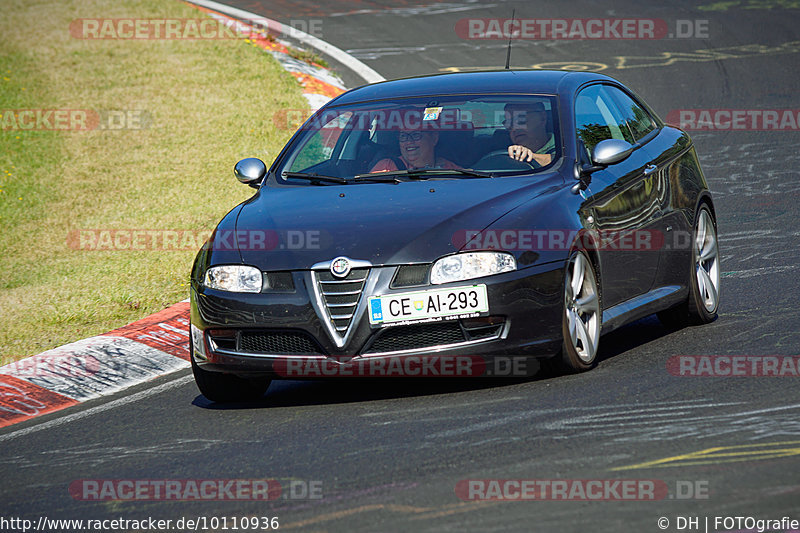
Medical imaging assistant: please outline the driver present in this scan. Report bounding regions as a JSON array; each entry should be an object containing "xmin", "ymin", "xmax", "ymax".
[
  {"xmin": 503, "ymin": 102, "xmax": 554, "ymax": 166},
  {"xmin": 369, "ymin": 109, "xmax": 461, "ymax": 172}
]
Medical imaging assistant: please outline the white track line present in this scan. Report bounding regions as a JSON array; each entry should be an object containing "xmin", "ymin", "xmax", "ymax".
[
  {"xmin": 184, "ymin": 0, "xmax": 386, "ymax": 84},
  {"xmin": 0, "ymin": 374, "xmax": 193, "ymax": 443}
]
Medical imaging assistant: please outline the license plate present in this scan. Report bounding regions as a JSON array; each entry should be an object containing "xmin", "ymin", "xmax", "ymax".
[{"xmin": 368, "ymin": 285, "xmax": 489, "ymax": 326}]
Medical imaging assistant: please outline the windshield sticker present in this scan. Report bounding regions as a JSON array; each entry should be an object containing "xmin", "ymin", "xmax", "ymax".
[{"xmin": 423, "ymin": 107, "xmax": 443, "ymax": 121}]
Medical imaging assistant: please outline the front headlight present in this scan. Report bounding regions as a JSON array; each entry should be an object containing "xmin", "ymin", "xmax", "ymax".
[
  {"xmin": 203, "ymin": 265, "xmax": 263, "ymax": 293},
  {"xmin": 430, "ymin": 252, "xmax": 516, "ymax": 285}
]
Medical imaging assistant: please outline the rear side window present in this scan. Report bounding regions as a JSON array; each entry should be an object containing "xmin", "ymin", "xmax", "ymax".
[{"xmin": 606, "ymin": 86, "xmax": 656, "ymax": 141}]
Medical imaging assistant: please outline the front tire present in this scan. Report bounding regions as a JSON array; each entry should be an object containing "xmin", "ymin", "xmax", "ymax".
[
  {"xmin": 552, "ymin": 251, "xmax": 602, "ymax": 373},
  {"xmin": 191, "ymin": 348, "xmax": 271, "ymax": 403},
  {"xmin": 658, "ymin": 205, "xmax": 720, "ymax": 328}
]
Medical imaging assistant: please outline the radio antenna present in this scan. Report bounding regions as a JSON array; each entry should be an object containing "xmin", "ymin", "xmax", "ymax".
[{"xmin": 504, "ymin": 9, "xmax": 516, "ymax": 69}]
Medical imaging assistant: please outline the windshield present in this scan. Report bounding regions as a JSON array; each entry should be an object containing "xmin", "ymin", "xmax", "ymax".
[{"xmin": 276, "ymin": 94, "xmax": 560, "ymax": 183}]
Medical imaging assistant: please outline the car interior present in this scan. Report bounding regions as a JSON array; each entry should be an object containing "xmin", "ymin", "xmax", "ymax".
[{"xmin": 282, "ymin": 99, "xmax": 559, "ymax": 179}]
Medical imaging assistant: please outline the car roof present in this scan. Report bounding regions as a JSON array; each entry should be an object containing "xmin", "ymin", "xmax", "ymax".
[{"xmin": 329, "ymin": 69, "xmax": 619, "ymax": 106}]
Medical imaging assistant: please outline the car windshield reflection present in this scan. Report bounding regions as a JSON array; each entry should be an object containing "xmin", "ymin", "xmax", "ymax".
[{"xmin": 278, "ymin": 95, "xmax": 560, "ymax": 183}]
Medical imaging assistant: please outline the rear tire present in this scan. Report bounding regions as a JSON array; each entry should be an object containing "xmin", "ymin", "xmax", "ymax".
[
  {"xmin": 191, "ymin": 347, "xmax": 271, "ymax": 403},
  {"xmin": 550, "ymin": 251, "xmax": 601, "ymax": 373},
  {"xmin": 657, "ymin": 205, "xmax": 720, "ymax": 328}
]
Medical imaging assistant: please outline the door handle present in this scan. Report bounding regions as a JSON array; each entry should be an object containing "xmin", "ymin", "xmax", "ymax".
[{"xmin": 643, "ymin": 164, "xmax": 658, "ymax": 176}]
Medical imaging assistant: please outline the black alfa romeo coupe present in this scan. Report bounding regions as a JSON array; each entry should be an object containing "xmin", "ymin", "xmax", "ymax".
[{"xmin": 189, "ymin": 70, "xmax": 720, "ymax": 402}]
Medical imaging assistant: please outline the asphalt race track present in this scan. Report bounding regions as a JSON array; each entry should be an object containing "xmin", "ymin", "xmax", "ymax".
[{"xmin": 3, "ymin": 1, "xmax": 800, "ymax": 532}]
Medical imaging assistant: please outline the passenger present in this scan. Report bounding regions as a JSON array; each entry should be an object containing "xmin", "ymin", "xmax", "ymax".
[
  {"xmin": 503, "ymin": 102, "xmax": 554, "ymax": 166},
  {"xmin": 369, "ymin": 110, "xmax": 460, "ymax": 172}
]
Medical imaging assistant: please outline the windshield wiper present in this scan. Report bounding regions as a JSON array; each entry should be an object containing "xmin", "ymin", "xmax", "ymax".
[
  {"xmin": 284, "ymin": 168, "xmax": 494, "ymax": 185},
  {"xmin": 348, "ymin": 174, "xmax": 402, "ymax": 183},
  {"xmin": 353, "ymin": 168, "xmax": 494, "ymax": 181},
  {"xmin": 282, "ymin": 171, "xmax": 349, "ymax": 185},
  {"xmin": 283, "ymin": 171, "xmax": 403, "ymax": 185},
  {"xmin": 443, "ymin": 168, "xmax": 495, "ymax": 178}
]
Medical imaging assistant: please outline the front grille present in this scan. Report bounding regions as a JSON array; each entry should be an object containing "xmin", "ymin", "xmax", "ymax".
[
  {"xmin": 362, "ymin": 317, "xmax": 506, "ymax": 354},
  {"xmin": 315, "ymin": 268, "xmax": 369, "ymax": 336},
  {"xmin": 239, "ymin": 331, "xmax": 324, "ymax": 355},
  {"xmin": 364, "ymin": 322, "xmax": 466, "ymax": 354}
]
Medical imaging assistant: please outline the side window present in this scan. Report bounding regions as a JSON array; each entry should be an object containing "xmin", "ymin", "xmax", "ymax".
[
  {"xmin": 288, "ymin": 111, "xmax": 352, "ymax": 172},
  {"xmin": 606, "ymin": 87, "xmax": 656, "ymax": 141},
  {"xmin": 574, "ymin": 85, "xmax": 635, "ymax": 159}
]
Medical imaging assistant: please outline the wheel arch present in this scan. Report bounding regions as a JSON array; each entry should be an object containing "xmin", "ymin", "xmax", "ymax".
[{"xmin": 696, "ymin": 192, "xmax": 716, "ymax": 223}]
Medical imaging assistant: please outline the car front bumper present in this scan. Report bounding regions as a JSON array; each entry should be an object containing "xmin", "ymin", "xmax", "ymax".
[{"xmin": 190, "ymin": 260, "xmax": 566, "ymax": 377}]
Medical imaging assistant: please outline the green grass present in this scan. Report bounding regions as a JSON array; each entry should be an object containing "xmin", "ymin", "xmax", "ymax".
[
  {"xmin": 286, "ymin": 46, "xmax": 331, "ymax": 69},
  {"xmin": 0, "ymin": 0, "xmax": 309, "ymax": 363}
]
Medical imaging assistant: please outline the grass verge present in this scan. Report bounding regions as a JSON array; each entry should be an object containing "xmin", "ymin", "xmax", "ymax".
[{"xmin": 0, "ymin": 0, "xmax": 309, "ymax": 364}]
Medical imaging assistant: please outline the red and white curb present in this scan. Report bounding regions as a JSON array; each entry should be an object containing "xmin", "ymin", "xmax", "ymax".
[
  {"xmin": 0, "ymin": 2, "xmax": 384, "ymax": 431},
  {"xmin": 187, "ymin": 0, "xmax": 385, "ymax": 110},
  {"xmin": 0, "ymin": 302, "xmax": 191, "ymax": 428},
  {"xmin": 185, "ymin": 0, "xmax": 384, "ymax": 86}
]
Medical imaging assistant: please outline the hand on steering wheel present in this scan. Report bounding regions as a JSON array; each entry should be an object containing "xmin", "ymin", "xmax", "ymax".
[
  {"xmin": 508, "ymin": 145, "xmax": 550, "ymax": 166},
  {"xmin": 508, "ymin": 144, "xmax": 535, "ymax": 161}
]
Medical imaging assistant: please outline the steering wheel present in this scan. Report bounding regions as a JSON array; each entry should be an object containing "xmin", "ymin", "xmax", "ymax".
[{"xmin": 473, "ymin": 149, "xmax": 541, "ymax": 171}]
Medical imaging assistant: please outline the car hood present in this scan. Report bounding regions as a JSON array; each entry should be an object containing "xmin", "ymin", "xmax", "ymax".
[{"xmin": 233, "ymin": 175, "xmax": 561, "ymax": 271}]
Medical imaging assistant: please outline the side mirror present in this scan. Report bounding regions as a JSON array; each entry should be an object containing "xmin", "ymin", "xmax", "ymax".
[
  {"xmin": 234, "ymin": 158, "xmax": 266, "ymax": 187},
  {"xmin": 592, "ymin": 139, "xmax": 634, "ymax": 166}
]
